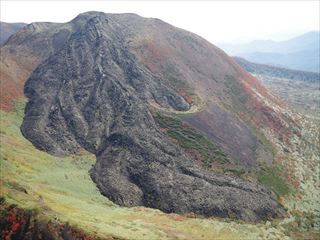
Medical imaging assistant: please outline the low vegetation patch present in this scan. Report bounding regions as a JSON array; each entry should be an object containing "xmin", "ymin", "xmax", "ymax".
[
  {"xmin": 282, "ymin": 211, "xmax": 320, "ymax": 240},
  {"xmin": 224, "ymin": 75, "xmax": 249, "ymax": 107},
  {"xmin": 0, "ymin": 197, "xmax": 111, "ymax": 240},
  {"xmin": 162, "ymin": 63, "xmax": 199, "ymax": 105},
  {"xmin": 154, "ymin": 113, "xmax": 230, "ymax": 167},
  {"xmin": 256, "ymin": 166, "xmax": 291, "ymax": 197}
]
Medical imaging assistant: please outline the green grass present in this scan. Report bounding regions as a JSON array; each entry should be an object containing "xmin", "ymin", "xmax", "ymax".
[
  {"xmin": 256, "ymin": 166, "xmax": 290, "ymax": 197},
  {"xmin": 224, "ymin": 75, "xmax": 248, "ymax": 106},
  {"xmin": 154, "ymin": 113, "xmax": 230, "ymax": 167},
  {"xmin": 0, "ymin": 99, "xmax": 276, "ymax": 240},
  {"xmin": 163, "ymin": 63, "xmax": 190, "ymax": 91},
  {"xmin": 162, "ymin": 63, "xmax": 200, "ymax": 105}
]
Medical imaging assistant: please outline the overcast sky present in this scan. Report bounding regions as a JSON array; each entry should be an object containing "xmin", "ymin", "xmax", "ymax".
[{"xmin": 1, "ymin": 1, "xmax": 319, "ymax": 44}]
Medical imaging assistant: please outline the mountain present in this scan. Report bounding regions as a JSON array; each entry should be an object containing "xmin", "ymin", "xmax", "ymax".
[
  {"xmin": 19, "ymin": 11, "xmax": 285, "ymax": 221},
  {"xmin": 219, "ymin": 32, "xmax": 320, "ymax": 72},
  {"xmin": 1, "ymin": 12, "xmax": 319, "ymax": 240},
  {"xmin": 0, "ymin": 22, "xmax": 27, "ymax": 44},
  {"xmin": 221, "ymin": 32, "xmax": 319, "ymax": 55}
]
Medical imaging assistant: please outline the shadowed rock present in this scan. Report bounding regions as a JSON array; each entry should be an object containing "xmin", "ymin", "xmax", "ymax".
[{"xmin": 21, "ymin": 12, "xmax": 285, "ymax": 221}]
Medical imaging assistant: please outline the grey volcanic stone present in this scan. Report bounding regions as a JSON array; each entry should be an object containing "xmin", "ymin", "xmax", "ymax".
[{"xmin": 21, "ymin": 12, "xmax": 285, "ymax": 221}]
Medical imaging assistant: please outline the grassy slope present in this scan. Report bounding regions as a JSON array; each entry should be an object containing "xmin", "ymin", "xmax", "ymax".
[
  {"xmin": 256, "ymin": 166, "xmax": 290, "ymax": 197},
  {"xmin": 154, "ymin": 112, "xmax": 292, "ymax": 196},
  {"xmin": 1, "ymin": 100, "xmax": 292, "ymax": 240},
  {"xmin": 154, "ymin": 113, "xmax": 230, "ymax": 167}
]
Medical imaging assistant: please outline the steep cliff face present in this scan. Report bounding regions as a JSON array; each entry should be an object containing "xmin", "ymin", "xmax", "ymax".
[{"xmin": 19, "ymin": 12, "xmax": 287, "ymax": 221}]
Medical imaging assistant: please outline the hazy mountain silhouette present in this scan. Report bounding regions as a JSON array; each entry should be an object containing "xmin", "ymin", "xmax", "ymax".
[{"xmin": 219, "ymin": 31, "xmax": 320, "ymax": 72}]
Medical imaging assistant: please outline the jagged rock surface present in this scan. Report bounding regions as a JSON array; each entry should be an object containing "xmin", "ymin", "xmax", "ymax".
[{"xmin": 21, "ymin": 12, "xmax": 285, "ymax": 221}]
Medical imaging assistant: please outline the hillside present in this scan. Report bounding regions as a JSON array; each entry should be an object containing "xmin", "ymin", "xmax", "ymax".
[
  {"xmin": 0, "ymin": 21, "xmax": 64, "ymax": 111},
  {"xmin": 234, "ymin": 57, "xmax": 320, "ymax": 117},
  {"xmin": 233, "ymin": 57, "xmax": 320, "ymax": 82},
  {"xmin": 2, "ymin": 100, "xmax": 309, "ymax": 240},
  {"xmin": 1, "ymin": 12, "xmax": 319, "ymax": 239},
  {"xmin": 255, "ymin": 74, "xmax": 320, "ymax": 119},
  {"xmin": 219, "ymin": 32, "xmax": 320, "ymax": 72},
  {"xmin": 0, "ymin": 22, "xmax": 27, "ymax": 44}
]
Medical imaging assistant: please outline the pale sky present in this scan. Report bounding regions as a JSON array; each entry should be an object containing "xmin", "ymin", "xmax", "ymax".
[{"xmin": 1, "ymin": 1, "xmax": 319, "ymax": 44}]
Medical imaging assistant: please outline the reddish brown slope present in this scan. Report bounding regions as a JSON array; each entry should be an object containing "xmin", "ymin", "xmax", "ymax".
[
  {"xmin": 123, "ymin": 17, "xmax": 298, "ymax": 166},
  {"xmin": 0, "ymin": 49, "xmax": 39, "ymax": 111},
  {"xmin": 0, "ymin": 22, "xmax": 74, "ymax": 111}
]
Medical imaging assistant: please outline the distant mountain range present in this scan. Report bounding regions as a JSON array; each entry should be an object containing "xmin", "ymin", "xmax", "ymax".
[
  {"xmin": 219, "ymin": 31, "xmax": 320, "ymax": 73},
  {"xmin": 0, "ymin": 22, "xmax": 27, "ymax": 44}
]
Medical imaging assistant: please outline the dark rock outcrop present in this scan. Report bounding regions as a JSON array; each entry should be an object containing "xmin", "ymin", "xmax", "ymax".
[{"xmin": 21, "ymin": 12, "xmax": 285, "ymax": 221}]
